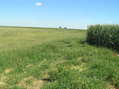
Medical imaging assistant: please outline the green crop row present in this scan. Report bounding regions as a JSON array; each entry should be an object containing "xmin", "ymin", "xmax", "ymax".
[{"xmin": 87, "ymin": 25, "xmax": 119, "ymax": 50}]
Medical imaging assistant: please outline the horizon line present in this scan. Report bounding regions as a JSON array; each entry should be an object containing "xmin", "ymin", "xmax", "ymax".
[{"xmin": 0, "ymin": 25, "xmax": 87, "ymax": 30}]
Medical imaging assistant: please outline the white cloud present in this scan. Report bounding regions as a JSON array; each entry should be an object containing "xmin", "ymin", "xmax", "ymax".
[{"xmin": 35, "ymin": 2, "xmax": 43, "ymax": 6}]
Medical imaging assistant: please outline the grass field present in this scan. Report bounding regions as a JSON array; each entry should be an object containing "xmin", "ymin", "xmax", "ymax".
[{"xmin": 0, "ymin": 27, "xmax": 119, "ymax": 89}]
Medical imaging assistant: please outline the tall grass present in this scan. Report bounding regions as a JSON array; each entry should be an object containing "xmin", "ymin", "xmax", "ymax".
[
  {"xmin": 87, "ymin": 24, "xmax": 119, "ymax": 50},
  {"xmin": 1, "ymin": 27, "xmax": 119, "ymax": 89}
]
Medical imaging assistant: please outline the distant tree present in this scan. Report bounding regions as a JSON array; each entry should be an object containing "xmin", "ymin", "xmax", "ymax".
[
  {"xmin": 59, "ymin": 26, "xmax": 62, "ymax": 29},
  {"xmin": 64, "ymin": 27, "xmax": 68, "ymax": 30}
]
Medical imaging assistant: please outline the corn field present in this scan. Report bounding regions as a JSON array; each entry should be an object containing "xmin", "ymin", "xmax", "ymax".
[{"xmin": 87, "ymin": 25, "xmax": 119, "ymax": 50}]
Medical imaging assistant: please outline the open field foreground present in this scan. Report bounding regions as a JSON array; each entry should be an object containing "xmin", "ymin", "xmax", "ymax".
[{"xmin": 0, "ymin": 27, "xmax": 119, "ymax": 89}]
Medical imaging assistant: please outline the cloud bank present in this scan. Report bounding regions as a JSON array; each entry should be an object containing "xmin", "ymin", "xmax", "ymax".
[{"xmin": 35, "ymin": 2, "xmax": 43, "ymax": 6}]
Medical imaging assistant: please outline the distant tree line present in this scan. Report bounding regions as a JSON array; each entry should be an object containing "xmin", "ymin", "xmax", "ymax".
[{"xmin": 58, "ymin": 26, "xmax": 68, "ymax": 29}]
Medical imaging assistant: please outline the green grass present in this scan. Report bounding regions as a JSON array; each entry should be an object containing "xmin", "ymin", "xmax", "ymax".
[{"xmin": 0, "ymin": 27, "xmax": 118, "ymax": 89}]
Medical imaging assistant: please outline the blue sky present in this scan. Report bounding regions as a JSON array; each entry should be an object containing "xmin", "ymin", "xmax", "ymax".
[{"xmin": 0, "ymin": 0, "xmax": 118, "ymax": 29}]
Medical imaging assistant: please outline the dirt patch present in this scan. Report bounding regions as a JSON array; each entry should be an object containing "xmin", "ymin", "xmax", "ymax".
[
  {"xmin": 18, "ymin": 76, "xmax": 45, "ymax": 89},
  {"xmin": 108, "ymin": 85, "xmax": 116, "ymax": 89},
  {"xmin": 107, "ymin": 83, "xmax": 116, "ymax": 89},
  {"xmin": 106, "ymin": 82, "xmax": 119, "ymax": 89},
  {"xmin": 113, "ymin": 54, "xmax": 119, "ymax": 57}
]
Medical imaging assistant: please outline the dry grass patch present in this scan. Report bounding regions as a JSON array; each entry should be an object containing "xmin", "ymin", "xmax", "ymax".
[
  {"xmin": 106, "ymin": 83, "xmax": 117, "ymax": 89},
  {"xmin": 4, "ymin": 68, "xmax": 13, "ymax": 74},
  {"xmin": 0, "ymin": 68, "xmax": 13, "ymax": 89},
  {"xmin": 26, "ymin": 64, "xmax": 34, "ymax": 68},
  {"xmin": 18, "ymin": 76, "xmax": 45, "ymax": 89},
  {"xmin": 70, "ymin": 63, "xmax": 87, "ymax": 72}
]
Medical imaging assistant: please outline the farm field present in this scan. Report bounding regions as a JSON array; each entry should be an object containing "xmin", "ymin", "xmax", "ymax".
[{"xmin": 0, "ymin": 27, "xmax": 119, "ymax": 89}]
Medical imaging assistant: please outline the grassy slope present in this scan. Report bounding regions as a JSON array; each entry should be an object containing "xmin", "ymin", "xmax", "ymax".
[{"xmin": 0, "ymin": 27, "xmax": 118, "ymax": 89}]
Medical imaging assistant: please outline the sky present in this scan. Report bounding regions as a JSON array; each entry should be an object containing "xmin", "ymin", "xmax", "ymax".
[{"xmin": 0, "ymin": 0, "xmax": 119, "ymax": 29}]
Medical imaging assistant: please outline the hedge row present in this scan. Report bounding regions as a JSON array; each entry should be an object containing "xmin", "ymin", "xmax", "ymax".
[{"xmin": 87, "ymin": 25, "xmax": 119, "ymax": 50}]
